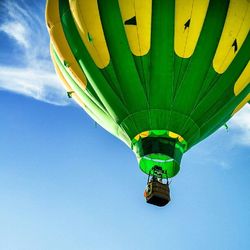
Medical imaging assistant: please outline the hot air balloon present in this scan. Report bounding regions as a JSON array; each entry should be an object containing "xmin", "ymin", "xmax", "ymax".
[{"xmin": 46, "ymin": 0, "xmax": 250, "ymax": 206}]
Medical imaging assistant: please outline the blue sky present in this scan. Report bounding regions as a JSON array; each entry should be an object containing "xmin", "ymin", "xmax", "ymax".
[{"xmin": 0, "ymin": 1, "xmax": 250, "ymax": 250}]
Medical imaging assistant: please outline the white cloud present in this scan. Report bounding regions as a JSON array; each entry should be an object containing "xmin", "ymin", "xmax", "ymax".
[
  {"xmin": 229, "ymin": 105, "xmax": 250, "ymax": 146},
  {"xmin": 0, "ymin": 66, "xmax": 68, "ymax": 105},
  {"xmin": 0, "ymin": 21, "xmax": 29, "ymax": 48},
  {"xmin": 0, "ymin": 0, "xmax": 69, "ymax": 105}
]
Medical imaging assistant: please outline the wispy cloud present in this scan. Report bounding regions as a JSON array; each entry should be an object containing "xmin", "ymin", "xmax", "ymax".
[
  {"xmin": 0, "ymin": 0, "xmax": 69, "ymax": 105},
  {"xmin": 185, "ymin": 105, "xmax": 249, "ymax": 171},
  {"xmin": 0, "ymin": 21, "xmax": 29, "ymax": 48},
  {"xmin": 0, "ymin": 66, "xmax": 68, "ymax": 105},
  {"xmin": 229, "ymin": 105, "xmax": 250, "ymax": 146}
]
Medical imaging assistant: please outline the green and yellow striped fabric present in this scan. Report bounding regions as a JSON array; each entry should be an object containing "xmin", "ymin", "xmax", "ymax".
[{"xmin": 46, "ymin": 0, "xmax": 250, "ymax": 178}]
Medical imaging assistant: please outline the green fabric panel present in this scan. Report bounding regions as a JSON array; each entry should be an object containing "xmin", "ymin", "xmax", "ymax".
[
  {"xmin": 149, "ymin": 0, "xmax": 175, "ymax": 109},
  {"xmin": 52, "ymin": 46, "xmax": 130, "ymax": 145},
  {"xmin": 192, "ymin": 34, "xmax": 250, "ymax": 126},
  {"xmin": 132, "ymin": 130, "xmax": 187, "ymax": 178},
  {"xmin": 173, "ymin": 58, "xmax": 190, "ymax": 99},
  {"xmin": 53, "ymin": 47, "xmax": 112, "ymax": 127},
  {"xmin": 120, "ymin": 110, "xmax": 200, "ymax": 144},
  {"xmin": 198, "ymin": 85, "xmax": 250, "ymax": 145},
  {"xmin": 52, "ymin": 45, "xmax": 107, "ymax": 115},
  {"xmin": 59, "ymin": 0, "xmax": 128, "ymax": 123},
  {"xmin": 84, "ymin": 83, "xmax": 107, "ymax": 113},
  {"xmin": 167, "ymin": 112, "xmax": 200, "ymax": 142},
  {"xmin": 100, "ymin": 63, "xmax": 127, "ymax": 105},
  {"xmin": 97, "ymin": 0, "xmax": 148, "ymax": 113},
  {"xmin": 139, "ymin": 155, "xmax": 180, "ymax": 178},
  {"xmin": 172, "ymin": 0, "xmax": 229, "ymax": 116},
  {"xmin": 194, "ymin": 67, "xmax": 219, "ymax": 106},
  {"xmin": 133, "ymin": 55, "xmax": 151, "ymax": 101}
]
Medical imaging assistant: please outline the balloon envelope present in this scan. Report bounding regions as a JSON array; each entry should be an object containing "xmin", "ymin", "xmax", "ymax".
[{"xmin": 46, "ymin": 0, "xmax": 250, "ymax": 178}]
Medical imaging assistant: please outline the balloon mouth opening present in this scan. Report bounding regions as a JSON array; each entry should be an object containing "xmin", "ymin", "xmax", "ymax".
[
  {"xmin": 132, "ymin": 130, "xmax": 187, "ymax": 178},
  {"xmin": 138, "ymin": 154, "xmax": 180, "ymax": 178}
]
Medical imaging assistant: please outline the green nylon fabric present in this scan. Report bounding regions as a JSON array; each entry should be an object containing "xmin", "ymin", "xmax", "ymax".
[
  {"xmin": 131, "ymin": 130, "xmax": 187, "ymax": 177},
  {"xmin": 51, "ymin": 46, "xmax": 130, "ymax": 145},
  {"xmin": 54, "ymin": 0, "xmax": 249, "ymax": 178}
]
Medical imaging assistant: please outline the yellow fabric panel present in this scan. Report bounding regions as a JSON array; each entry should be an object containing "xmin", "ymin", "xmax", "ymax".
[
  {"xmin": 134, "ymin": 131, "xmax": 150, "ymax": 141},
  {"xmin": 69, "ymin": 0, "xmax": 110, "ymax": 68},
  {"xmin": 133, "ymin": 130, "xmax": 186, "ymax": 142},
  {"xmin": 213, "ymin": 0, "xmax": 250, "ymax": 74},
  {"xmin": 50, "ymin": 44, "xmax": 73, "ymax": 93},
  {"xmin": 46, "ymin": 0, "xmax": 87, "ymax": 91},
  {"xmin": 46, "ymin": 0, "xmax": 60, "ymax": 29},
  {"xmin": 118, "ymin": 0, "xmax": 152, "ymax": 56},
  {"xmin": 169, "ymin": 131, "xmax": 184, "ymax": 142},
  {"xmin": 234, "ymin": 61, "xmax": 250, "ymax": 96},
  {"xmin": 51, "ymin": 44, "xmax": 88, "ymax": 109},
  {"xmin": 232, "ymin": 94, "xmax": 250, "ymax": 115},
  {"xmin": 174, "ymin": 0, "xmax": 209, "ymax": 58}
]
